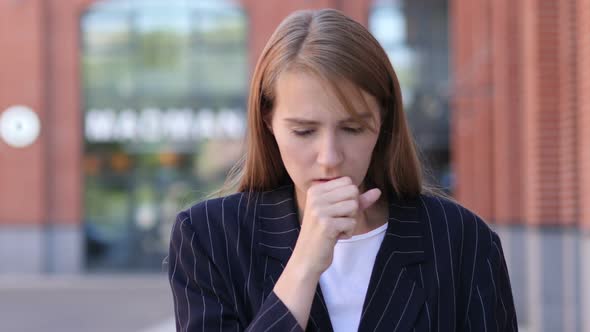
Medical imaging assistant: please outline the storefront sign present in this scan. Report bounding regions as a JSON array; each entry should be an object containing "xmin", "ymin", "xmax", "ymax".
[{"xmin": 85, "ymin": 108, "xmax": 245, "ymax": 143}]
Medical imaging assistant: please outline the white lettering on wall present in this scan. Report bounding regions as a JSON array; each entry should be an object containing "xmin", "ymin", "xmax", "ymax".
[{"xmin": 84, "ymin": 108, "xmax": 246, "ymax": 143}]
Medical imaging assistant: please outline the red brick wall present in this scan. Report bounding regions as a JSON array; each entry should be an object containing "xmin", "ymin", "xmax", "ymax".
[
  {"xmin": 0, "ymin": 0, "xmax": 97, "ymax": 226},
  {"xmin": 450, "ymin": 0, "xmax": 495, "ymax": 220},
  {"xmin": 534, "ymin": 0, "xmax": 561, "ymax": 225},
  {"xmin": 520, "ymin": 0, "xmax": 538, "ymax": 225},
  {"xmin": 44, "ymin": 0, "xmax": 94, "ymax": 226},
  {"xmin": 452, "ymin": 0, "xmax": 589, "ymax": 228},
  {"xmin": 578, "ymin": 0, "xmax": 590, "ymax": 229},
  {"xmin": 491, "ymin": 0, "xmax": 524, "ymax": 224},
  {"xmin": 0, "ymin": 0, "xmax": 46, "ymax": 225},
  {"xmin": 558, "ymin": 0, "xmax": 578, "ymax": 226}
]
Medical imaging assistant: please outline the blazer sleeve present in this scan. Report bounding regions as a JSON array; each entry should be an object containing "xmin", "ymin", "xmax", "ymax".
[
  {"xmin": 168, "ymin": 211, "xmax": 303, "ymax": 332},
  {"xmin": 463, "ymin": 232, "xmax": 518, "ymax": 331}
]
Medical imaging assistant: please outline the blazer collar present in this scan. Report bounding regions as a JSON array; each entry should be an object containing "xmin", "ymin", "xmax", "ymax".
[
  {"xmin": 258, "ymin": 184, "xmax": 426, "ymax": 332},
  {"xmin": 357, "ymin": 190, "xmax": 426, "ymax": 332}
]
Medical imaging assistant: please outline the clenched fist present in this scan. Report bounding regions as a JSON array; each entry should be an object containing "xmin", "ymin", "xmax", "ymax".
[{"xmin": 291, "ymin": 176, "xmax": 382, "ymax": 277}]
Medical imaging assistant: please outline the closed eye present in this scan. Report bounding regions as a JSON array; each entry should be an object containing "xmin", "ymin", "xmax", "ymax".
[
  {"xmin": 290, "ymin": 125, "xmax": 366, "ymax": 137},
  {"xmin": 343, "ymin": 127, "xmax": 364, "ymax": 134},
  {"xmin": 291, "ymin": 129, "xmax": 314, "ymax": 137}
]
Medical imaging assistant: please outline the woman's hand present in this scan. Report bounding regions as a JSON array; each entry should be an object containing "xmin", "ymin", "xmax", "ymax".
[
  {"xmin": 290, "ymin": 176, "xmax": 382, "ymax": 277},
  {"xmin": 273, "ymin": 176, "xmax": 380, "ymax": 329}
]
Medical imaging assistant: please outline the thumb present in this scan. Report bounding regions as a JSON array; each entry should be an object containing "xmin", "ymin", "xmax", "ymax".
[{"xmin": 359, "ymin": 188, "xmax": 382, "ymax": 211}]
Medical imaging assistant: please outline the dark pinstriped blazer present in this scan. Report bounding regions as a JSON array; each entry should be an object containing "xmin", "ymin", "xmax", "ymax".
[{"xmin": 168, "ymin": 184, "xmax": 517, "ymax": 331}]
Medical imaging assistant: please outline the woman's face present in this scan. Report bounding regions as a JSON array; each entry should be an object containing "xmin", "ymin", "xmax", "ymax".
[{"xmin": 269, "ymin": 70, "xmax": 382, "ymax": 209}]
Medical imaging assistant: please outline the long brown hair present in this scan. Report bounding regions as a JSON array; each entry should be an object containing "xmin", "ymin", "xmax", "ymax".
[{"xmin": 215, "ymin": 8, "xmax": 433, "ymax": 201}]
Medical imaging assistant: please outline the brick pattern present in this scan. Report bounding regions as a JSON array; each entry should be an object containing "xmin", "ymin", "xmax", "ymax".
[
  {"xmin": 535, "ymin": 0, "xmax": 562, "ymax": 224},
  {"xmin": 505, "ymin": 0, "xmax": 524, "ymax": 223},
  {"xmin": 451, "ymin": 0, "xmax": 590, "ymax": 225},
  {"xmin": 489, "ymin": 0, "xmax": 508, "ymax": 223},
  {"xmin": 520, "ymin": 0, "xmax": 539, "ymax": 225},
  {"xmin": 0, "ymin": 0, "xmax": 46, "ymax": 224},
  {"xmin": 44, "ymin": 0, "xmax": 91, "ymax": 225},
  {"xmin": 453, "ymin": 0, "xmax": 588, "ymax": 227},
  {"xmin": 451, "ymin": 0, "xmax": 495, "ymax": 220},
  {"xmin": 578, "ymin": 0, "xmax": 590, "ymax": 230},
  {"xmin": 0, "ymin": 0, "xmax": 97, "ymax": 226},
  {"xmin": 558, "ymin": 0, "xmax": 578, "ymax": 225}
]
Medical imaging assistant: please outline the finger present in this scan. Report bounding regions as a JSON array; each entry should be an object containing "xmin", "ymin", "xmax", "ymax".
[
  {"xmin": 313, "ymin": 176, "xmax": 353, "ymax": 193},
  {"xmin": 359, "ymin": 188, "xmax": 381, "ymax": 211},
  {"xmin": 321, "ymin": 184, "xmax": 359, "ymax": 204},
  {"xmin": 323, "ymin": 199, "xmax": 358, "ymax": 217}
]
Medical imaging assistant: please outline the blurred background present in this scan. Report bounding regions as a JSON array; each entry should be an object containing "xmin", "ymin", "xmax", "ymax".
[{"xmin": 0, "ymin": 0, "xmax": 588, "ymax": 331}]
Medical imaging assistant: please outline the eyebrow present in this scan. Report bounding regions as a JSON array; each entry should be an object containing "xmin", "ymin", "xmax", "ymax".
[{"xmin": 283, "ymin": 112, "xmax": 374, "ymax": 125}]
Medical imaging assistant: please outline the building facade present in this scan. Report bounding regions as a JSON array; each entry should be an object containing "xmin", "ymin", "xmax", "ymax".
[
  {"xmin": 2, "ymin": 0, "xmax": 589, "ymax": 329},
  {"xmin": 0, "ymin": 0, "xmax": 379, "ymax": 274},
  {"xmin": 1, "ymin": 0, "xmax": 454, "ymax": 274},
  {"xmin": 451, "ymin": 0, "xmax": 590, "ymax": 330}
]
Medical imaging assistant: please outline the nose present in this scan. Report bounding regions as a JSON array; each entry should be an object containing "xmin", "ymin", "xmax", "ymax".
[{"xmin": 316, "ymin": 132, "xmax": 343, "ymax": 168}]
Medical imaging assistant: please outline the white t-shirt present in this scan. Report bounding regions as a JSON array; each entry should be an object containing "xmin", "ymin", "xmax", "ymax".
[{"xmin": 319, "ymin": 222, "xmax": 388, "ymax": 332}]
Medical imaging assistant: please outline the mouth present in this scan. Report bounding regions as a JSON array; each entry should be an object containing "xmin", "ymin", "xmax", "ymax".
[{"xmin": 312, "ymin": 177, "xmax": 340, "ymax": 183}]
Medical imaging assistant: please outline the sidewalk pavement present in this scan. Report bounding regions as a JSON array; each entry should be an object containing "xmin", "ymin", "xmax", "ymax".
[
  {"xmin": 0, "ymin": 274, "xmax": 175, "ymax": 332},
  {"xmin": 0, "ymin": 273, "xmax": 534, "ymax": 331}
]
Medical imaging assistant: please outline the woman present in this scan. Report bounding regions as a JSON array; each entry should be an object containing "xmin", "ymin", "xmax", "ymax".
[{"xmin": 168, "ymin": 9, "xmax": 517, "ymax": 331}]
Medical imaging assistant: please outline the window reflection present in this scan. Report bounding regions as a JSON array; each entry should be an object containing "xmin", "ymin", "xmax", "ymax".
[
  {"xmin": 81, "ymin": 0, "xmax": 247, "ymax": 271},
  {"xmin": 369, "ymin": 0, "xmax": 451, "ymax": 192}
]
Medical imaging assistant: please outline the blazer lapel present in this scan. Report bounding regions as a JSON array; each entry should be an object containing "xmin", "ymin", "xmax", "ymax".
[
  {"xmin": 357, "ymin": 192, "xmax": 427, "ymax": 332},
  {"xmin": 257, "ymin": 184, "xmax": 334, "ymax": 332}
]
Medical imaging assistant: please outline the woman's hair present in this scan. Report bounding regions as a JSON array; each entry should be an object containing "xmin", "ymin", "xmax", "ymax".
[{"xmin": 214, "ymin": 8, "xmax": 440, "ymax": 201}]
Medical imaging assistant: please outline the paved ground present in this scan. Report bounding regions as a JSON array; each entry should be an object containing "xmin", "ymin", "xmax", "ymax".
[
  {"xmin": 0, "ymin": 273, "xmax": 531, "ymax": 332},
  {"xmin": 0, "ymin": 274, "xmax": 175, "ymax": 332}
]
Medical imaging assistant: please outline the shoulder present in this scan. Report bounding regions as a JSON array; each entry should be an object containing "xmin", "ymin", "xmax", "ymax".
[
  {"xmin": 175, "ymin": 191, "xmax": 256, "ymax": 237},
  {"xmin": 173, "ymin": 184, "xmax": 294, "ymax": 236},
  {"xmin": 417, "ymin": 193, "xmax": 500, "ymax": 256},
  {"xmin": 170, "ymin": 192, "xmax": 258, "ymax": 257}
]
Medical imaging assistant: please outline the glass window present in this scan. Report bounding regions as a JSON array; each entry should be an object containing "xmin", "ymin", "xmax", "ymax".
[
  {"xmin": 370, "ymin": 0, "xmax": 451, "ymax": 192},
  {"xmin": 81, "ymin": 0, "xmax": 247, "ymax": 271}
]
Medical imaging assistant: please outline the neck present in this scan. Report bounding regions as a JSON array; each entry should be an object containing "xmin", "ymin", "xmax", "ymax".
[{"xmin": 354, "ymin": 200, "xmax": 388, "ymax": 235}]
